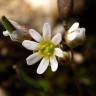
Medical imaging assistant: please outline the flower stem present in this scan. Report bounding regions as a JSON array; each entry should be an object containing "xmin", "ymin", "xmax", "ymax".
[
  {"xmin": 71, "ymin": 49, "xmax": 82, "ymax": 96},
  {"xmin": 16, "ymin": 66, "xmax": 49, "ymax": 94}
]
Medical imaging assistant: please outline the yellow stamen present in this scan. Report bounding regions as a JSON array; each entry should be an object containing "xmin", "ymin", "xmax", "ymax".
[{"xmin": 38, "ymin": 40, "xmax": 55, "ymax": 57}]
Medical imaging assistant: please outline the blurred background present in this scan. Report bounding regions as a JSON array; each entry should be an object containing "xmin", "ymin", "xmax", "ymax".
[{"xmin": 0, "ymin": 0, "xmax": 96, "ymax": 96}]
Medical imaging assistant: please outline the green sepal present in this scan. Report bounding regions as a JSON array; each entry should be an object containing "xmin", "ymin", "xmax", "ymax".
[{"xmin": 1, "ymin": 16, "xmax": 16, "ymax": 33}]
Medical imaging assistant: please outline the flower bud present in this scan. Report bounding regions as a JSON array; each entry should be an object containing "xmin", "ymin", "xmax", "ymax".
[{"xmin": 65, "ymin": 22, "xmax": 85, "ymax": 48}]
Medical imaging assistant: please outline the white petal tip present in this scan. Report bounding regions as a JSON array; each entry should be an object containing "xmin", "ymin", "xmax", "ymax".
[
  {"xmin": 44, "ymin": 22, "xmax": 50, "ymax": 26},
  {"xmin": 26, "ymin": 59, "xmax": 32, "ymax": 66},
  {"xmin": 37, "ymin": 58, "xmax": 49, "ymax": 74},
  {"xmin": 52, "ymin": 67, "xmax": 58, "ymax": 72},
  {"xmin": 22, "ymin": 40, "xmax": 38, "ymax": 51},
  {"xmin": 22, "ymin": 40, "xmax": 29, "ymax": 49},
  {"xmin": 22, "ymin": 40, "xmax": 26, "ymax": 46},
  {"xmin": 52, "ymin": 33, "xmax": 62, "ymax": 45},
  {"xmin": 74, "ymin": 22, "xmax": 79, "ymax": 25},
  {"xmin": 26, "ymin": 53, "xmax": 42, "ymax": 66},
  {"xmin": 37, "ymin": 70, "xmax": 43, "ymax": 74},
  {"xmin": 73, "ymin": 22, "xmax": 79, "ymax": 27},
  {"xmin": 43, "ymin": 22, "xmax": 51, "ymax": 40},
  {"xmin": 28, "ymin": 29, "xmax": 35, "ymax": 36},
  {"xmin": 29, "ymin": 29, "xmax": 42, "ymax": 42},
  {"xmin": 50, "ymin": 56, "xmax": 58, "ymax": 72},
  {"xmin": 3, "ymin": 31, "xmax": 9, "ymax": 36},
  {"xmin": 37, "ymin": 66, "xmax": 46, "ymax": 74},
  {"xmin": 68, "ymin": 22, "xmax": 79, "ymax": 33},
  {"xmin": 55, "ymin": 48, "xmax": 64, "ymax": 58},
  {"xmin": 81, "ymin": 28, "xmax": 86, "ymax": 32},
  {"xmin": 29, "ymin": 29, "xmax": 34, "ymax": 33}
]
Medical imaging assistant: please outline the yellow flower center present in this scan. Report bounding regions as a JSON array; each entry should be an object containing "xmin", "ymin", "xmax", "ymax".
[{"xmin": 38, "ymin": 40, "xmax": 55, "ymax": 57}]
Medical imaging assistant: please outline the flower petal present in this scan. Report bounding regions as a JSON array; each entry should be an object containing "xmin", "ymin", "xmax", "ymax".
[
  {"xmin": 3, "ymin": 31, "xmax": 9, "ymax": 36},
  {"xmin": 68, "ymin": 22, "xmax": 79, "ymax": 33},
  {"xmin": 9, "ymin": 20, "xmax": 22, "ymax": 30},
  {"xmin": 29, "ymin": 29, "xmax": 42, "ymax": 42},
  {"xmin": 50, "ymin": 56, "xmax": 58, "ymax": 72},
  {"xmin": 26, "ymin": 52, "xmax": 42, "ymax": 65},
  {"xmin": 37, "ymin": 58, "xmax": 49, "ymax": 74},
  {"xmin": 78, "ymin": 28, "xmax": 85, "ymax": 39},
  {"xmin": 22, "ymin": 40, "xmax": 39, "ymax": 51},
  {"xmin": 9, "ymin": 31, "xmax": 18, "ymax": 41},
  {"xmin": 55, "ymin": 48, "xmax": 63, "ymax": 57},
  {"xmin": 66, "ymin": 32, "xmax": 77, "ymax": 41},
  {"xmin": 52, "ymin": 33, "xmax": 62, "ymax": 45},
  {"xmin": 43, "ymin": 23, "xmax": 51, "ymax": 40}
]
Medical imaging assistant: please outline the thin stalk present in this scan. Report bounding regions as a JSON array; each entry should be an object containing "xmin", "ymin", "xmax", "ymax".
[{"xmin": 71, "ymin": 49, "xmax": 82, "ymax": 96}]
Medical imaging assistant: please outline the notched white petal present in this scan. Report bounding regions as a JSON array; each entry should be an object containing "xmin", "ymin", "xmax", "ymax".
[
  {"xmin": 3, "ymin": 31, "xmax": 9, "ymax": 36},
  {"xmin": 22, "ymin": 40, "xmax": 39, "ymax": 51},
  {"xmin": 50, "ymin": 56, "xmax": 58, "ymax": 72},
  {"xmin": 68, "ymin": 22, "xmax": 79, "ymax": 33},
  {"xmin": 26, "ymin": 52, "xmax": 42, "ymax": 65},
  {"xmin": 43, "ymin": 23, "xmax": 51, "ymax": 40},
  {"xmin": 37, "ymin": 58, "xmax": 49, "ymax": 74},
  {"xmin": 55, "ymin": 48, "xmax": 63, "ymax": 58},
  {"xmin": 29, "ymin": 29, "xmax": 42, "ymax": 42},
  {"xmin": 52, "ymin": 33, "xmax": 62, "ymax": 45}
]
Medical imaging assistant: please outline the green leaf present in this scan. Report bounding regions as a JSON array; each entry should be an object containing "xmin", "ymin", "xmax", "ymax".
[{"xmin": 19, "ymin": 70, "xmax": 49, "ymax": 93}]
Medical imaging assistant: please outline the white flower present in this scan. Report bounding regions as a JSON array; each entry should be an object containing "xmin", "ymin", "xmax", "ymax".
[
  {"xmin": 65, "ymin": 22, "xmax": 85, "ymax": 48},
  {"xmin": 22, "ymin": 23, "xmax": 64, "ymax": 74},
  {"xmin": 3, "ymin": 20, "xmax": 29, "ymax": 42}
]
